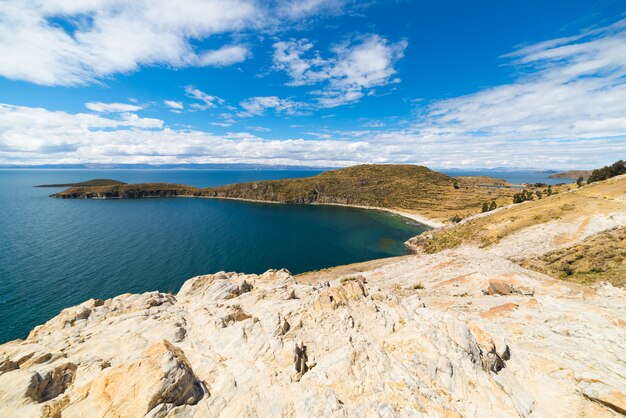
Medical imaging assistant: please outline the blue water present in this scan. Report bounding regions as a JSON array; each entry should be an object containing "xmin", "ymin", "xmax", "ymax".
[{"xmin": 0, "ymin": 170, "xmax": 428, "ymax": 343}]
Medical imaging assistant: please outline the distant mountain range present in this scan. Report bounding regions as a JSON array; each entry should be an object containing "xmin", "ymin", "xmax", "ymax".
[
  {"xmin": 0, "ymin": 163, "xmax": 329, "ymax": 170},
  {"xmin": 441, "ymin": 167, "xmax": 558, "ymax": 173},
  {"xmin": 0, "ymin": 163, "xmax": 563, "ymax": 172}
]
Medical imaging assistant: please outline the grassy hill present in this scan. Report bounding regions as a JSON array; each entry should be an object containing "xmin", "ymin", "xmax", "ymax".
[{"xmin": 52, "ymin": 164, "xmax": 533, "ymax": 222}]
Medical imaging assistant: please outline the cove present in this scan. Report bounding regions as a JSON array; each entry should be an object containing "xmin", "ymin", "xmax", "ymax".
[{"xmin": 0, "ymin": 169, "xmax": 427, "ymax": 342}]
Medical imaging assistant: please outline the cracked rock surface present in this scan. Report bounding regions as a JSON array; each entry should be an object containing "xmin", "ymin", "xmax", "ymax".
[{"xmin": 1, "ymin": 245, "xmax": 625, "ymax": 417}]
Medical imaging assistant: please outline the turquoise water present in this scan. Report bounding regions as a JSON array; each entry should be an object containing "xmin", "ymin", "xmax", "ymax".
[{"xmin": 0, "ymin": 170, "xmax": 427, "ymax": 343}]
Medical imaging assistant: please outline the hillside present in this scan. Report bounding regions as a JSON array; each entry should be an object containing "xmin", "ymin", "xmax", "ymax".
[
  {"xmin": 408, "ymin": 174, "xmax": 626, "ymax": 286},
  {"xmin": 51, "ymin": 164, "xmax": 547, "ymax": 222}
]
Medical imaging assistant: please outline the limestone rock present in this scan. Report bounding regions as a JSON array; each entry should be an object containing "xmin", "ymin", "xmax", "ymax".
[
  {"xmin": 486, "ymin": 280, "xmax": 512, "ymax": 296},
  {"xmin": 1, "ymin": 236, "xmax": 625, "ymax": 417},
  {"xmin": 66, "ymin": 340, "xmax": 204, "ymax": 417}
]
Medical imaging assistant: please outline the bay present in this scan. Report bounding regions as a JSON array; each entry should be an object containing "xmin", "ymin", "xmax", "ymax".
[{"xmin": 0, "ymin": 169, "xmax": 426, "ymax": 343}]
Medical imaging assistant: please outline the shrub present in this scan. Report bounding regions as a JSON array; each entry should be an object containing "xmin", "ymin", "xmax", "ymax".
[
  {"xmin": 453, "ymin": 180, "xmax": 460, "ymax": 189},
  {"xmin": 576, "ymin": 176, "xmax": 584, "ymax": 187},
  {"xmin": 450, "ymin": 215, "xmax": 462, "ymax": 223},
  {"xmin": 587, "ymin": 160, "xmax": 626, "ymax": 183},
  {"xmin": 513, "ymin": 189, "xmax": 533, "ymax": 204},
  {"xmin": 545, "ymin": 185, "xmax": 553, "ymax": 196},
  {"xmin": 489, "ymin": 201, "xmax": 497, "ymax": 211},
  {"xmin": 482, "ymin": 202, "xmax": 489, "ymax": 213}
]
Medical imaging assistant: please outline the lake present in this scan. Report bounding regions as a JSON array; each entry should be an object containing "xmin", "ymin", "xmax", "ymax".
[{"xmin": 0, "ymin": 169, "xmax": 427, "ymax": 343}]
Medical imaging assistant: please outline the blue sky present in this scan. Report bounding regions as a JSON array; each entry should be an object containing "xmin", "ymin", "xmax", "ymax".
[{"xmin": 1, "ymin": 0, "xmax": 625, "ymax": 168}]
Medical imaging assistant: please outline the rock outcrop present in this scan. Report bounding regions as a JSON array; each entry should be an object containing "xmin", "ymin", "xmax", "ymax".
[{"xmin": 1, "ymin": 243, "xmax": 624, "ymax": 417}]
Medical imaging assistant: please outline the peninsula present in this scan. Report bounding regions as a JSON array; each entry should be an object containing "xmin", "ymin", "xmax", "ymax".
[{"xmin": 50, "ymin": 164, "xmax": 561, "ymax": 224}]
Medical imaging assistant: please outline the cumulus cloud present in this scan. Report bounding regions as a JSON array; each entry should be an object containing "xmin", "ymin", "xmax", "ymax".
[
  {"xmin": 0, "ymin": 0, "xmax": 265, "ymax": 85},
  {"xmin": 197, "ymin": 45, "xmax": 250, "ymax": 66},
  {"xmin": 85, "ymin": 102, "xmax": 143, "ymax": 113},
  {"xmin": 272, "ymin": 34, "xmax": 407, "ymax": 107},
  {"xmin": 185, "ymin": 86, "xmax": 224, "ymax": 110},
  {"xmin": 1, "ymin": 102, "xmax": 624, "ymax": 168},
  {"xmin": 0, "ymin": 0, "xmax": 350, "ymax": 86},
  {"xmin": 2, "ymin": 19, "xmax": 626, "ymax": 169}
]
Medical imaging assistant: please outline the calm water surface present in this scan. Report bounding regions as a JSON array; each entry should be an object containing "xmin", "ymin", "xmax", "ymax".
[{"xmin": 0, "ymin": 170, "xmax": 427, "ymax": 342}]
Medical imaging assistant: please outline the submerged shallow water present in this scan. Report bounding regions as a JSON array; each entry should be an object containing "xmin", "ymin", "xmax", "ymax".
[{"xmin": 0, "ymin": 170, "xmax": 427, "ymax": 342}]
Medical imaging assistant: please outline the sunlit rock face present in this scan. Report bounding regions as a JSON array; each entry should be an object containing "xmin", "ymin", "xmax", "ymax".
[{"xmin": 1, "ymin": 246, "xmax": 624, "ymax": 417}]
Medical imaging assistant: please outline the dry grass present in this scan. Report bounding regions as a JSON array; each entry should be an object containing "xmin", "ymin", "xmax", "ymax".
[
  {"xmin": 520, "ymin": 227, "xmax": 626, "ymax": 287},
  {"xmin": 410, "ymin": 175, "xmax": 626, "ymax": 253}
]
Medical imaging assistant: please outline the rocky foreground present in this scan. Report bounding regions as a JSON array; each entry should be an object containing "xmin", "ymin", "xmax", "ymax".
[
  {"xmin": 2, "ymin": 176, "xmax": 625, "ymax": 417},
  {"xmin": 1, "ymin": 252, "xmax": 625, "ymax": 416}
]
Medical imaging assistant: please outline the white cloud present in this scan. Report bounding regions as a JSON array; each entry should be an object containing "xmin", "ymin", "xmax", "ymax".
[
  {"xmin": 85, "ymin": 102, "xmax": 143, "ymax": 113},
  {"xmin": 164, "ymin": 100, "xmax": 184, "ymax": 110},
  {"xmin": 239, "ymin": 96, "xmax": 306, "ymax": 116},
  {"xmin": 1, "ymin": 102, "xmax": 624, "ymax": 169},
  {"xmin": 275, "ymin": 0, "xmax": 350, "ymax": 19},
  {"xmin": 0, "ymin": 0, "xmax": 360, "ymax": 86},
  {"xmin": 247, "ymin": 126, "xmax": 272, "ymax": 132},
  {"xmin": 417, "ymin": 19, "xmax": 626, "ymax": 143},
  {"xmin": 197, "ymin": 45, "xmax": 250, "ymax": 66},
  {"xmin": 362, "ymin": 121, "xmax": 385, "ymax": 128},
  {"xmin": 272, "ymin": 34, "xmax": 407, "ymax": 107},
  {"xmin": 185, "ymin": 86, "xmax": 224, "ymax": 110},
  {"xmin": 0, "ymin": 0, "xmax": 256, "ymax": 86},
  {"xmin": 2, "ymin": 20, "xmax": 626, "ymax": 169}
]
